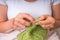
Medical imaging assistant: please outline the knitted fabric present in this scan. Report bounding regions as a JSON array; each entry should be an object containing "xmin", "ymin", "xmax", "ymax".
[{"xmin": 17, "ymin": 24, "xmax": 48, "ymax": 40}]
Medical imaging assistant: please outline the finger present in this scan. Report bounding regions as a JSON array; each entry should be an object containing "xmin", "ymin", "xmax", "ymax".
[
  {"xmin": 49, "ymin": 24, "xmax": 54, "ymax": 28},
  {"xmin": 14, "ymin": 25, "xmax": 25, "ymax": 30},
  {"xmin": 37, "ymin": 20, "xmax": 51, "ymax": 25},
  {"xmin": 43, "ymin": 17, "xmax": 55, "ymax": 24},
  {"xmin": 35, "ymin": 21, "xmax": 46, "ymax": 25},
  {"xmin": 16, "ymin": 19, "xmax": 31, "ymax": 26},
  {"xmin": 38, "ymin": 16, "xmax": 46, "ymax": 21},
  {"xmin": 41, "ymin": 25, "xmax": 47, "ymax": 29},
  {"xmin": 44, "ymin": 24, "xmax": 54, "ymax": 30},
  {"xmin": 35, "ymin": 18, "xmax": 51, "ymax": 25},
  {"xmin": 41, "ymin": 25, "xmax": 51, "ymax": 29},
  {"xmin": 13, "ymin": 22, "xmax": 25, "ymax": 30},
  {"xmin": 38, "ymin": 15, "xmax": 50, "ymax": 21},
  {"xmin": 38, "ymin": 15, "xmax": 52, "ymax": 24},
  {"xmin": 44, "ymin": 25, "xmax": 51, "ymax": 29},
  {"xmin": 19, "ymin": 13, "xmax": 35, "ymax": 22}
]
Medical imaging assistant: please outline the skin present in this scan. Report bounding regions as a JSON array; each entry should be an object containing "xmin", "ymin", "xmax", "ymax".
[
  {"xmin": 52, "ymin": 4, "xmax": 60, "ymax": 27},
  {"xmin": 25, "ymin": 0, "xmax": 37, "ymax": 2},
  {"xmin": 14, "ymin": 13, "xmax": 35, "ymax": 30},
  {"xmin": 0, "ymin": 0, "xmax": 60, "ymax": 33},
  {"xmin": 0, "ymin": 4, "xmax": 34, "ymax": 33},
  {"xmin": 36, "ymin": 15, "xmax": 55, "ymax": 29},
  {"xmin": 36, "ymin": 4, "xmax": 60, "ymax": 29}
]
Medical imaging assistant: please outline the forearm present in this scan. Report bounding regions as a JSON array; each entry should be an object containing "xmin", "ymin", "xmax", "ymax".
[
  {"xmin": 52, "ymin": 4, "xmax": 60, "ymax": 27},
  {"xmin": 0, "ymin": 18, "xmax": 14, "ymax": 33},
  {"xmin": 54, "ymin": 19, "xmax": 60, "ymax": 27},
  {"xmin": 0, "ymin": 4, "xmax": 14, "ymax": 33}
]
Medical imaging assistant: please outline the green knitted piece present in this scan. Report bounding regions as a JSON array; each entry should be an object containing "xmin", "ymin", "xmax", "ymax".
[{"xmin": 17, "ymin": 24, "xmax": 48, "ymax": 40}]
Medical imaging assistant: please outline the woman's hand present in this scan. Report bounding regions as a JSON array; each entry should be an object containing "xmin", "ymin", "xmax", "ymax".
[
  {"xmin": 35, "ymin": 15, "xmax": 55, "ymax": 30},
  {"xmin": 13, "ymin": 13, "xmax": 35, "ymax": 30}
]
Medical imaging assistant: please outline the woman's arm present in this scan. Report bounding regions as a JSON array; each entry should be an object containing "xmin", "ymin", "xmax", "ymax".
[
  {"xmin": 0, "ymin": 4, "xmax": 8, "ymax": 22},
  {"xmin": 0, "ymin": 4, "xmax": 14, "ymax": 33},
  {"xmin": 52, "ymin": 4, "xmax": 60, "ymax": 27},
  {"xmin": 0, "ymin": 4, "xmax": 34, "ymax": 33}
]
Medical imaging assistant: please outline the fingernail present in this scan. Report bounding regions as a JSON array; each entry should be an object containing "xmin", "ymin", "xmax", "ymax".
[{"xmin": 35, "ymin": 23, "xmax": 38, "ymax": 25}]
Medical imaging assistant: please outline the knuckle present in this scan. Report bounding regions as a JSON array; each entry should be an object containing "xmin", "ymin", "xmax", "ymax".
[
  {"xmin": 15, "ymin": 18, "xmax": 18, "ymax": 21},
  {"xmin": 14, "ymin": 22, "xmax": 20, "ymax": 27},
  {"xmin": 24, "ymin": 13, "xmax": 30, "ymax": 15},
  {"xmin": 25, "ymin": 22, "xmax": 31, "ymax": 26}
]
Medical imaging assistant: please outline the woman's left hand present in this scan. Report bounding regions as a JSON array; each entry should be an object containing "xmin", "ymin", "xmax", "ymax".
[{"xmin": 35, "ymin": 15, "xmax": 55, "ymax": 30}]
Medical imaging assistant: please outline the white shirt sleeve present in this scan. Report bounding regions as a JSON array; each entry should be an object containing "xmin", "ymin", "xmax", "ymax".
[
  {"xmin": 0, "ymin": 0, "xmax": 7, "ymax": 5},
  {"xmin": 52, "ymin": 0, "xmax": 60, "ymax": 5}
]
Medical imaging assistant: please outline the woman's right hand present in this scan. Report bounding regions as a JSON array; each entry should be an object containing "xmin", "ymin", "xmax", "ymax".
[{"xmin": 13, "ymin": 13, "xmax": 35, "ymax": 30}]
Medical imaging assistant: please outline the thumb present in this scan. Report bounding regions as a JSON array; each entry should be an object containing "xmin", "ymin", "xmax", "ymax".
[
  {"xmin": 39, "ymin": 15, "xmax": 50, "ymax": 21},
  {"xmin": 39, "ymin": 16, "xmax": 46, "ymax": 21}
]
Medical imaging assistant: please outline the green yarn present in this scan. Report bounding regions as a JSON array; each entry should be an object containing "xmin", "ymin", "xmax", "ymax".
[{"xmin": 17, "ymin": 24, "xmax": 48, "ymax": 40}]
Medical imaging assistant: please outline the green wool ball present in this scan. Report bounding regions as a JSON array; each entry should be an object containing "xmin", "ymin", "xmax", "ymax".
[{"xmin": 17, "ymin": 24, "xmax": 48, "ymax": 40}]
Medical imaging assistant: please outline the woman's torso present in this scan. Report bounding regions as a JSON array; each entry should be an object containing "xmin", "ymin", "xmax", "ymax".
[
  {"xmin": 6, "ymin": 0, "xmax": 52, "ymax": 19},
  {"xmin": 0, "ymin": 0, "xmax": 52, "ymax": 40}
]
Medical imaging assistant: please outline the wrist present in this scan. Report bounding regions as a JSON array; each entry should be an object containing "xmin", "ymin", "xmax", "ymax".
[
  {"xmin": 55, "ymin": 20, "xmax": 60, "ymax": 27},
  {"xmin": 4, "ymin": 18, "xmax": 15, "ymax": 33}
]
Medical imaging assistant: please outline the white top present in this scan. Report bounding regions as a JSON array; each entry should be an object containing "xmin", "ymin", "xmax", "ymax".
[{"xmin": 0, "ymin": 0, "xmax": 60, "ymax": 40}]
